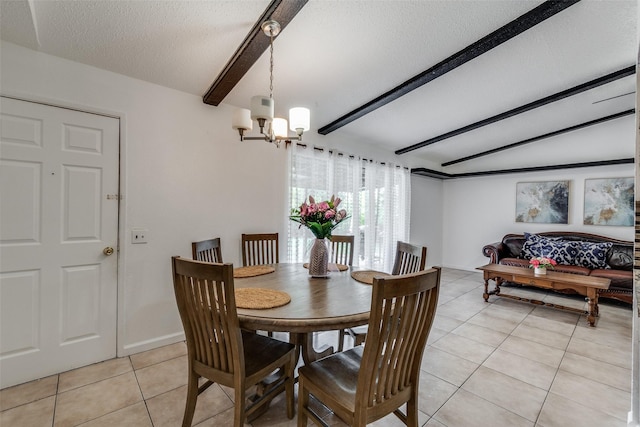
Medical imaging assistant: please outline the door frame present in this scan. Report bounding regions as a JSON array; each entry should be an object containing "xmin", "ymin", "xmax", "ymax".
[{"xmin": 1, "ymin": 91, "xmax": 129, "ymax": 359}]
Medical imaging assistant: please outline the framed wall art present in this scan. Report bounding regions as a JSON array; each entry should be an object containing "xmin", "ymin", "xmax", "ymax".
[
  {"xmin": 583, "ymin": 177, "xmax": 634, "ymax": 226},
  {"xmin": 515, "ymin": 180, "xmax": 569, "ymax": 224}
]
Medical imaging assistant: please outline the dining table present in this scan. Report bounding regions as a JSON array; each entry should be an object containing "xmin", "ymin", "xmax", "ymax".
[{"xmin": 234, "ymin": 262, "xmax": 375, "ymax": 365}]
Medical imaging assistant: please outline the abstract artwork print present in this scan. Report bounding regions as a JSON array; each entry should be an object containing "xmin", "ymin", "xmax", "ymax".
[
  {"xmin": 584, "ymin": 177, "xmax": 633, "ymax": 226},
  {"xmin": 515, "ymin": 181, "xmax": 569, "ymax": 224}
]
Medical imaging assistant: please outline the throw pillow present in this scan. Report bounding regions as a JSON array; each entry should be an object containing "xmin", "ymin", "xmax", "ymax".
[
  {"xmin": 521, "ymin": 232, "xmax": 545, "ymax": 259},
  {"xmin": 573, "ymin": 241, "xmax": 612, "ymax": 269},
  {"xmin": 521, "ymin": 233, "xmax": 577, "ymax": 265},
  {"xmin": 544, "ymin": 240, "xmax": 579, "ymax": 265}
]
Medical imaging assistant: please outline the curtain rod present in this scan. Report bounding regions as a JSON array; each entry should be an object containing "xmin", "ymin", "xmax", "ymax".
[{"xmin": 287, "ymin": 141, "xmax": 409, "ymax": 170}]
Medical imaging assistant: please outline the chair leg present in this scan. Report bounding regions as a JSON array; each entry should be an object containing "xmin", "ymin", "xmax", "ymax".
[
  {"xmin": 234, "ymin": 387, "xmax": 246, "ymax": 427},
  {"xmin": 406, "ymin": 394, "xmax": 418, "ymax": 427},
  {"xmin": 182, "ymin": 371, "xmax": 199, "ymax": 427},
  {"xmin": 337, "ymin": 329, "xmax": 346, "ymax": 352},
  {"xmin": 285, "ymin": 357, "xmax": 295, "ymax": 419},
  {"xmin": 297, "ymin": 377, "xmax": 309, "ymax": 427},
  {"xmin": 354, "ymin": 331, "xmax": 366, "ymax": 347}
]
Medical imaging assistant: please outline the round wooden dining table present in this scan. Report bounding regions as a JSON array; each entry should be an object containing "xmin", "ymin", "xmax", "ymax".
[{"xmin": 235, "ymin": 262, "xmax": 374, "ymax": 364}]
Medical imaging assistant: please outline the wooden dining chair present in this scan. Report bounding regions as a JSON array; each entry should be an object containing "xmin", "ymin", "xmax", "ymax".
[
  {"xmin": 241, "ymin": 233, "xmax": 279, "ymax": 266},
  {"xmin": 340, "ymin": 241, "xmax": 428, "ymax": 350},
  {"xmin": 327, "ymin": 235, "xmax": 356, "ymax": 351},
  {"xmin": 392, "ymin": 241, "xmax": 427, "ymax": 275},
  {"xmin": 329, "ymin": 234, "xmax": 354, "ymax": 266},
  {"xmin": 191, "ymin": 237, "xmax": 223, "ymax": 263},
  {"xmin": 298, "ymin": 267, "xmax": 441, "ymax": 427},
  {"xmin": 171, "ymin": 256, "xmax": 295, "ymax": 427}
]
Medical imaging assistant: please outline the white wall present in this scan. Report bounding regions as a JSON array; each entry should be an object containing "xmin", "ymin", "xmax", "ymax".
[
  {"xmin": 0, "ymin": 41, "xmax": 297, "ymax": 354},
  {"xmin": 442, "ymin": 165, "xmax": 635, "ymax": 272},
  {"xmin": 410, "ymin": 175, "xmax": 444, "ymax": 268}
]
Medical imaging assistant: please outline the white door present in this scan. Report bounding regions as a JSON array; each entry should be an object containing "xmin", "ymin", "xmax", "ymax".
[{"xmin": 0, "ymin": 97, "xmax": 119, "ymax": 388}]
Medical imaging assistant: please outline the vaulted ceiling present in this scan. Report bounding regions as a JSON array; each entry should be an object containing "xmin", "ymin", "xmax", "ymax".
[{"xmin": 1, "ymin": 0, "xmax": 636, "ymax": 178}]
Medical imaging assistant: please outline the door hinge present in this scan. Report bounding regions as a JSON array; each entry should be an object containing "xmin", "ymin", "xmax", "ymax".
[{"xmin": 106, "ymin": 194, "xmax": 122, "ymax": 200}]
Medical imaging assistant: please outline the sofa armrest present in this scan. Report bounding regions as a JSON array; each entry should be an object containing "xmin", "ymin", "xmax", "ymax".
[{"xmin": 482, "ymin": 242, "xmax": 506, "ymax": 264}]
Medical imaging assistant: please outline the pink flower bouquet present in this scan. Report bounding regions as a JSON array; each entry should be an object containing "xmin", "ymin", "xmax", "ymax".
[
  {"xmin": 528, "ymin": 256, "xmax": 557, "ymax": 270},
  {"xmin": 290, "ymin": 195, "xmax": 348, "ymax": 239}
]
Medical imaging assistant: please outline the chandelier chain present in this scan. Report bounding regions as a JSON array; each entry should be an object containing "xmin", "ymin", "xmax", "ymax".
[{"xmin": 269, "ymin": 30, "xmax": 274, "ymax": 99}]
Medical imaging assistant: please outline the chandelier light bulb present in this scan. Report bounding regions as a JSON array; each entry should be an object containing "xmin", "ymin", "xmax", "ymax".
[
  {"xmin": 232, "ymin": 108, "xmax": 252, "ymax": 131},
  {"xmin": 272, "ymin": 118, "xmax": 288, "ymax": 138},
  {"xmin": 289, "ymin": 107, "xmax": 310, "ymax": 132}
]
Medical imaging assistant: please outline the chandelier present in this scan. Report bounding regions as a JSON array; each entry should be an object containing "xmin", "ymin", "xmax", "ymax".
[{"xmin": 231, "ymin": 20, "xmax": 310, "ymax": 147}]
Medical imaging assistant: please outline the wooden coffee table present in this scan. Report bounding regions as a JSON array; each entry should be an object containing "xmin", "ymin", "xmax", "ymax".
[{"xmin": 477, "ymin": 264, "xmax": 611, "ymax": 327}]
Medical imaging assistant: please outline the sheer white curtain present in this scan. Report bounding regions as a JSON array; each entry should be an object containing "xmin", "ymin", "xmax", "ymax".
[
  {"xmin": 287, "ymin": 144, "xmax": 360, "ymax": 263},
  {"xmin": 287, "ymin": 144, "xmax": 410, "ymax": 272},
  {"xmin": 360, "ymin": 160, "xmax": 411, "ymax": 272}
]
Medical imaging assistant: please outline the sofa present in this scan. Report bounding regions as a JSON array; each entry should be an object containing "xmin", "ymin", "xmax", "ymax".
[{"xmin": 482, "ymin": 231, "xmax": 633, "ymax": 304}]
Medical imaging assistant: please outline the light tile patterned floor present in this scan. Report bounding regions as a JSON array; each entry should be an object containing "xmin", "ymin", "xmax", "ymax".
[{"xmin": 0, "ymin": 268, "xmax": 632, "ymax": 426}]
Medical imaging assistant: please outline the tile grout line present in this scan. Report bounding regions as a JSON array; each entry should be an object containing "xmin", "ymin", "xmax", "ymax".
[
  {"xmin": 429, "ymin": 274, "xmax": 518, "ymax": 426},
  {"xmin": 51, "ymin": 374, "xmax": 60, "ymax": 427},
  {"xmin": 455, "ymin": 298, "xmax": 537, "ymax": 423},
  {"xmin": 131, "ymin": 354, "xmax": 157, "ymax": 426},
  {"xmin": 530, "ymin": 309, "xmax": 579, "ymax": 427}
]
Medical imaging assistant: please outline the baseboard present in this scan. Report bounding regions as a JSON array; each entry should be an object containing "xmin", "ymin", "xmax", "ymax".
[
  {"xmin": 438, "ymin": 263, "xmax": 478, "ymax": 272},
  {"xmin": 118, "ymin": 331, "xmax": 185, "ymax": 357}
]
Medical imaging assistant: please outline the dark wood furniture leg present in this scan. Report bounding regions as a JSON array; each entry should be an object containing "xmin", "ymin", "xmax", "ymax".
[
  {"xmin": 586, "ymin": 287, "xmax": 599, "ymax": 327},
  {"xmin": 483, "ymin": 274, "xmax": 502, "ymax": 301}
]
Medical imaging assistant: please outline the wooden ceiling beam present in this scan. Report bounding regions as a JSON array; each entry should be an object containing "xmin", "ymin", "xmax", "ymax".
[
  {"xmin": 442, "ymin": 109, "xmax": 635, "ymax": 167},
  {"xmin": 397, "ymin": 65, "xmax": 636, "ymax": 155},
  {"xmin": 317, "ymin": 0, "xmax": 580, "ymax": 135},
  {"xmin": 412, "ymin": 158, "xmax": 635, "ymax": 180},
  {"xmin": 202, "ymin": 0, "xmax": 308, "ymax": 106}
]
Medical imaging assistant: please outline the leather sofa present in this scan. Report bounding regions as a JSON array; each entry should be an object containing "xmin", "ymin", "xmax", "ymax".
[{"xmin": 482, "ymin": 231, "xmax": 633, "ymax": 304}]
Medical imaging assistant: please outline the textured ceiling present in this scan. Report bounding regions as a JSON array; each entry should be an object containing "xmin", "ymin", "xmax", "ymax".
[{"xmin": 0, "ymin": 0, "xmax": 636, "ymax": 175}]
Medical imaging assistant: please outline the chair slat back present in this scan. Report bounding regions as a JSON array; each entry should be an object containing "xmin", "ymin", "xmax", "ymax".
[
  {"xmin": 171, "ymin": 257, "xmax": 242, "ymax": 375},
  {"xmin": 357, "ymin": 268, "xmax": 440, "ymax": 411},
  {"xmin": 241, "ymin": 233, "xmax": 279, "ymax": 266},
  {"xmin": 391, "ymin": 241, "xmax": 427, "ymax": 275},
  {"xmin": 330, "ymin": 235, "xmax": 355, "ymax": 266},
  {"xmin": 192, "ymin": 237, "xmax": 223, "ymax": 263}
]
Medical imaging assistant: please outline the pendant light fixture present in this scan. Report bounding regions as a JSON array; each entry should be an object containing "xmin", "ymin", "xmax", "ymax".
[{"xmin": 231, "ymin": 20, "xmax": 310, "ymax": 147}]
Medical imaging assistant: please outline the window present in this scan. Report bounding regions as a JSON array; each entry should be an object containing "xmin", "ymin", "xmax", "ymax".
[{"xmin": 287, "ymin": 144, "xmax": 410, "ymax": 272}]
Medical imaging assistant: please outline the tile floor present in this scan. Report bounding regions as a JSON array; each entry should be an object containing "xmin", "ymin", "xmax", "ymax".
[{"xmin": 0, "ymin": 268, "xmax": 633, "ymax": 427}]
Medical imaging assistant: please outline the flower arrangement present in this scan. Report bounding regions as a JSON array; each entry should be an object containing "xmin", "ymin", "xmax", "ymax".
[
  {"xmin": 290, "ymin": 195, "xmax": 348, "ymax": 239},
  {"xmin": 528, "ymin": 256, "xmax": 557, "ymax": 270}
]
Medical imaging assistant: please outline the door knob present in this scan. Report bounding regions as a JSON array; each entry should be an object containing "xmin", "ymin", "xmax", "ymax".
[{"xmin": 103, "ymin": 247, "xmax": 115, "ymax": 256}]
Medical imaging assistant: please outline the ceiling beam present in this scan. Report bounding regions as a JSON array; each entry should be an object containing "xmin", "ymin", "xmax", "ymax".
[
  {"xmin": 317, "ymin": 0, "xmax": 580, "ymax": 135},
  {"xmin": 396, "ymin": 65, "xmax": 636, "ymax": 155},
  {"xmin": 411, "ymin": 169, "xmax": 454, "ymax": 179},
  {"xmin": 442, "ymin": 109, "xmax": 635, "ymax": 167},
  {"xmin": 412, "ymin": 158, "xmax": 635, "ymax": 180},
  {"xmin": 202, "ymin": 0, "xmax": 308, "ymax": 106}
]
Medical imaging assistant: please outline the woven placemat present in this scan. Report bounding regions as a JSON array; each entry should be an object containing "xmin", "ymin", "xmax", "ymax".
[
  {"xmin": 235, "ymin": 288, "xmax": 291, "ymax": 309},
  {"xmin": 233, "ymin": 265, "xmax": 275, "ymax": 278},
  {"xmin": 303, "ymin": 263, "xmax": 349, "ymax": 272},
  {"xmin": 351, "ymin": 270, "xmax": 393, "ymax": 285}
]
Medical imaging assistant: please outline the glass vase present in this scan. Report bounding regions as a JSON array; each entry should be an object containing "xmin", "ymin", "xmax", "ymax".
[{"xmin": 309, "ymin": 238, "xmax": 329, "ymax": 277}]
